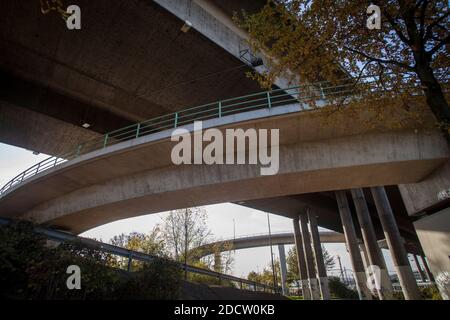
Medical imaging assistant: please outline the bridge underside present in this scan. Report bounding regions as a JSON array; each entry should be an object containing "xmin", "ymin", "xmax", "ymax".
[
  {"xmin": 0, "ymin": 0, "xmax": 265, "ymax": 155},
  {"xmin": 237, "ymin": 186, "xmax": 424, "ymax": 255}
]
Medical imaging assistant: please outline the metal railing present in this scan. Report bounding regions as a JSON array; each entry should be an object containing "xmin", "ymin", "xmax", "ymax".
[
  {"xmin": 0, "ymin": 74, "xmax": 423, "ymax": 196},
  {"xmin": 0, "ymin": 218, "xmax": 275, "ymax": 293}
]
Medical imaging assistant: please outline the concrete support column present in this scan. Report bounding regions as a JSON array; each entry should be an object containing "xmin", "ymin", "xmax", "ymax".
[
  {"xmin": 278, "ymin": 244, "xmax": 289, "ymax": 296},
  {"xmin": 293, "ymin": 217, "xmax": 311, "ymax": 300},
  {"xmin": 420, "ymin": 256, "xmax": 435, "ymax": 282},
  {"xmin": 351, "ymin": 188, "xmax": 394, "ymax": 300},
  {"xmin": 371, "ymin": 186, "xmax": 422, "ymax": 300},
  {"xmin": 360, "ymin": 243, "xmax": 370, "ymax": 271},
  {"xmin": 412, "ymin": 254, "xmax": 426, "ymax": 283},
  {"xmin": 335, "ymin": 190, "xmax": 373, "ymax": 300},
  {"xmin": 307, "ymin": 211, "xmax": 331, "ymax": 300},
  {"xmin": 214, "ymin": 252, "xmax": 222, "ymax": 273},
  {"xmin": 299, "ymin": 211, "xmax": 321, "ymax": 300}
]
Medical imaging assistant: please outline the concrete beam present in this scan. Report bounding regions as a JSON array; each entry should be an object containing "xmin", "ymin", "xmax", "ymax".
[
  {"xmin": 155, "ymin": 0, "xmax": 294, "ymax": 89},
  {"xmin": 399, "ymin": 160, "xmax": 450, "ymax": 216},
  {"xmin": 0, "ymin": 101, "xmax": 102, "ymax": 156}
]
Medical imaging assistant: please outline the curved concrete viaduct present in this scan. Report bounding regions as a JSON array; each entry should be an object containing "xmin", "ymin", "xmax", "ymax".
[
  {"xmin": 191, "ymin": 231, "xmax": 345, "ymax": 259},
  {"xmin": 0, "ymin": 102, "xmax": 447, "ymax": 234}
]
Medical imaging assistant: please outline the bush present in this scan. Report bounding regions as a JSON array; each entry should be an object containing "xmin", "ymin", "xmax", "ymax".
[
  {"xmin": 0, "ymin": 221, "xmax": 182, "ymax": 300},
  {"xmin": 328, "ymin": 276, "xmax": 359, "ymax": 300},
  {"xmin": 117, "ymin": 260, "xmax": 182, "ymax": 299},
  {"xmin": 0, "ymin": 221, "xmax": 48, "ymax": 299},
  {"xmin": 420, "ymin": 286, "xmax": 442, "ymax": 300}
]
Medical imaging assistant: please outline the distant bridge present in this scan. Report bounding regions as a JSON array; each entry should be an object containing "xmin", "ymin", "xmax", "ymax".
[{"xmin": 191, "ymin": 231, "xmax": 345, "ymax": 259}]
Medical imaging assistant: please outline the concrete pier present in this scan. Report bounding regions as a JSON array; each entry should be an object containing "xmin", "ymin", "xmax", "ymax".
[
  {"xmin": 335, "ymin": 190, "xmax": 373, "ymax": 300},
  {"xmin": 371, "ymin": 186, "xmax": 422, "ymax": 300},
  {"xmin": 412, "ymin": 254, "xmax": 426, "ymax": 283},
  {"xmin": 307, "ymin": 211, "xmax": 331, "ymax": 300},
  {"xmin": 420, "ymin": 255, "xmax": 435, "ymax": 282},
  {"xmin": 293, "ymin": 217, "xmax": 311, "ymax": 300},
  {"xmin": 278, "ymin": 244, "xmax": 289, "ymax": 296},
  {"xmin": 351, "ymin": 188, "xmax": 394, "ymax": 300},
  {"xmin": 360, "ymin": 243, "xmax": 370, "ymax": 271},
  {"xmin": 299, "ymin": 211, "xmax": 321, "ymax": 300},
  {"xmin": 214, "ymin": 252, "xmax": 222, "ymax": 272}
]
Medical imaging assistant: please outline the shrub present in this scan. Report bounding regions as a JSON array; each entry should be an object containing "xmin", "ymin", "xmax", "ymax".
[
  {"xmin": 117, "ymin": 260, "xmax": 182, "ymax": 299},
  {"xmin": 0, "ymin": 221, "xmax": 182, "ymax": 300},
  {"xmin": 328, "ymin": 276, "xmax": 359, "ymax": 300},
  {"xmin": 420, "ymin": 286, "xmax": 442, "ymax": 300}
]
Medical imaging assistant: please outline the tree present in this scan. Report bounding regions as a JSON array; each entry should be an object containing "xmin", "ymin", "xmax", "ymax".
[
  {"xmin": 322, "ymin": 246, "xmax": 336, "ymax": 271},
  {"xmin": 238, "ymin": 1, "xmax": 449, "ymax": 139},
  {"xmin": 109, "ymin": 227, "xmax": 167, "ymax": 270},
  {"xmin": 247, "ymin": 261, "xmax": 282, "ymax": 287},
  {"xmin": 110, "ymin": 228, "xmax": 166, "ymax": 256},
  {"xmin": 161, "ymin": 207, "xmax": 212, "ymax": 265},
  {"xmin": 286, "ymin": 246, "xmax": 335, "ymax": 284}
]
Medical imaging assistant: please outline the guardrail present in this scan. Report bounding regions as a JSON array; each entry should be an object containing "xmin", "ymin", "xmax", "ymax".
[
  {"xmin": 0, "ymin": 74, "xmax": 422, "ymax": 196},
  {"xmin": 0, "ymin": 218, "xmax": 276, "ymax": 293}
]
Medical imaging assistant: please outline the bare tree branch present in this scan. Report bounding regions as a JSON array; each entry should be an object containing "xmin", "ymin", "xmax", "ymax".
[
  {"xmin": 418, "ymin": 0, "xmax": 429, "ymax": 40},
  {"xmin": 376, "ymin": 2, "xmax": 412, "ymax": 45},
  {"xmin": 428, "ymin": 34, "xmax": 450, "ymax": 56},
  {"xmin": 425, "ymin": 11, "xmax": 450, "ymax": 40},
  {"xmin": 344, "ymin": 46, "xmax": 415, "ymax": 70}
]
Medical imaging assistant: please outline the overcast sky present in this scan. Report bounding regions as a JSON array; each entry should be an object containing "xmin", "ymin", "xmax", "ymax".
[{"xmin": 0, "ymin": 142, "xmax": 410, "ymax": 279}]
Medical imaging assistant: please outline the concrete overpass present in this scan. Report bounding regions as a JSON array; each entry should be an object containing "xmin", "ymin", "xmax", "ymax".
[
  {"xmin": 0, "ymin": 98, "xmax": 446, "ymax": 240},
  {"xmin": 191, "ymin": 231, "xmax": 346, "ymax": 259},
  {"xmin": 1, "ymin": 0, "xmax": 448, "ymax": 300}
]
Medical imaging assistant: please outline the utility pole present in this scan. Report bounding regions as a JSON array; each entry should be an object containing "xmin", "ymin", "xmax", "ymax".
[
  {"xmin": 184, "ymin": 208, "xmax": 188, "ymax": 280},
  {"xmin": 267, "ymin": 213, "xmax": 277, "ymax": 292},
  {"xmin": 337, "ymin": 255, "xmax": 345, "ymax": 285},
  {"xmin": 233, "ymin": 218, "xmax": 236, "ymax": 254}
]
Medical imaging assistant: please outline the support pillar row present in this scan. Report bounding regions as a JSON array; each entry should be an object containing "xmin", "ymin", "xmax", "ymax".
[
  {"xmin": 335, "ymin": 190, "xmax": 373, "ymax": 300},
  {"xmin": 351, "ymin": 188, "xmax": 394, "ymax": 300},
  {"xmin": 420, "ymin": 255, "xmax": 435, "ymax": 282},
  {"xmin": 293, "ymin": 217, "xmax": 311, "ymax": 300},
  {"xmin": 413, "ymin": 254, "xmax": 426, "ymax": 283},
  {"xmin": 299, "ymin": 211, "xmax": 321, "ymax": 300}
]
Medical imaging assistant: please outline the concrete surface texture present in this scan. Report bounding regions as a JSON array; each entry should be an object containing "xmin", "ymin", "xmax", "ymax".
[
  {"xmin": 0, "ymin": 0, "xmax": 266, "ymax": 154},
  {"xmin": 413, "ymin": 208, "xmax": 450, "ymax": 300}
]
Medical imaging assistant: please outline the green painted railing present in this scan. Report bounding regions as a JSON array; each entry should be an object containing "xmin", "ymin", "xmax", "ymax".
[{"xmin": 0, "ymin": 75, "xmax": 417, "ymax": 196}]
